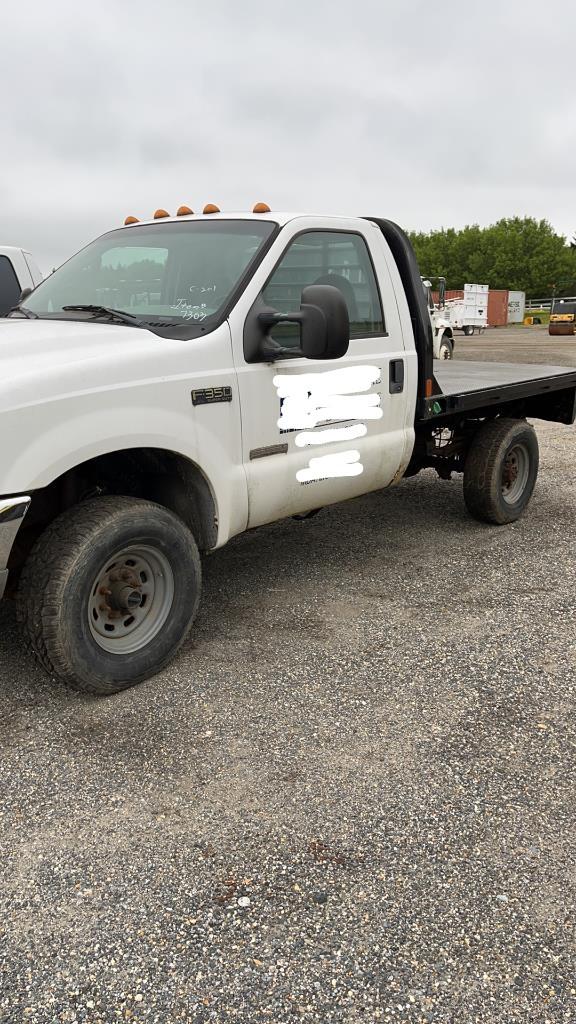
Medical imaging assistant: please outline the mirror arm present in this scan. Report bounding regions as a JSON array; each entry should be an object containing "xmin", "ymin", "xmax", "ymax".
[
  {"xmin": 257, "ymin": 309, "xmax": 304, "ymax": 362},
  {"xmin": 259, "ymin": 335, "xmax": 303, "ymax": 362}
]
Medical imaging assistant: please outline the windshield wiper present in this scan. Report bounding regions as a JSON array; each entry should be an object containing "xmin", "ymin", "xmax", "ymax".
[
  {"xmin": 8, "ymin": 304, "xmax": 39, "ymax": 319},
  {"xmin": 62, "ymin": 304, "xmax": 145, "ymax": 327}
]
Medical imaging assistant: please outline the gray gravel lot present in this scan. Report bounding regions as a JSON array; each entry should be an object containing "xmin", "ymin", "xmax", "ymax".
[
  {"xmin": 1, "ymin": 328, "xmax": 575, "ymax": 1023},
  {"xmin": 454, "ymin": 324, "xmax": 576, "ymax": 368}
]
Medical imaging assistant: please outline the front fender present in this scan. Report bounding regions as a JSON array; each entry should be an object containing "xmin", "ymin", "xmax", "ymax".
[{"xmin": 0, "ymin": 385, "xmax": 248, "ymax": 546}]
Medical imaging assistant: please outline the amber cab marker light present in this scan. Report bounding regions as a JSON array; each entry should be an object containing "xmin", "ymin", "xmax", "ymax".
[
  {"xmin": 203, "ymin": 203, "xmax": 220, "ymax": 214},
  {"xmin": 253, "ymin": 202, "xmax": 271, "ymax": 213},
  {"xmin": 153, "ymin": 208, "xmax": 170, "ymax": 219},
  {"xmin": 177, "ymin": 205, "xmax": 193, "ymax": 216},
  {"xmin": 124, "ymin": 216, "xmax": 139, "ymax": 225},
  {"xmin": 425, "ymin": 378, "xmax": 433, "ymax": 398}
]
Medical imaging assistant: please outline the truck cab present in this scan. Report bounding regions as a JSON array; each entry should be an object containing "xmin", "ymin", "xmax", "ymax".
[{"xmin": 0, "ymin": 246, "xmax": 43, "ymax": 316}]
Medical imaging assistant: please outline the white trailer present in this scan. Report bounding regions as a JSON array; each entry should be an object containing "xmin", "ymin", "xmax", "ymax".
[{"xmin": 444, "ymin": 283, "xmax": 488, "ymax": 336}]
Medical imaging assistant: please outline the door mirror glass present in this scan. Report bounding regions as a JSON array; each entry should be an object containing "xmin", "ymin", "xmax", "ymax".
[{"xmin": 300, "ymin": 284, "xmax": 350, "ymax": 359}]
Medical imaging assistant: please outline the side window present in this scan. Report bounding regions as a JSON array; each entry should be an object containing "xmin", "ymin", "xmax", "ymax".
[
  {"xmin": 0, "ymin": 256, "xmax": 22, "ymax": 316},
  {"xmin": 261, "ymin": 231, "xmax": 385, "ymax": 345}
]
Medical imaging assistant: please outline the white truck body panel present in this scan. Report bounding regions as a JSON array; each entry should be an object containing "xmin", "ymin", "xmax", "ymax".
[
  {"xmin": 430, "ymin": 311, "xmax": 453, "ymax": 356},
  {"xmin": 227, "ymin": 217, "xmax": 416, "ymax": 526},
  {"xmin": 0, "ymin": 317, "xmax": 247, "ymax": 546}
]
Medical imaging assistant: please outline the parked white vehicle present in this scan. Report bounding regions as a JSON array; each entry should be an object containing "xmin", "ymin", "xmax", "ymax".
[
  {"xmin": 2, "ymin": 207, "xmax": 575, "ymax": 695},
  {"xmin": 445, "ymin": 283, "xmax": 488, "ymax": 336},
  {"xmin": 0, "ymin": 246, "xmax": 43, "ymax": 316},
  {"xmin": 422, "ymin": 277, "xmax": 455, "ymax": 359}
]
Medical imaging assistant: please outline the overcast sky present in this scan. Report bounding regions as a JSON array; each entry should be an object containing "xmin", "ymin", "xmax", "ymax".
[{"xmin": 1, "ymin": 0, "xmax": 575, "ymax": 273}]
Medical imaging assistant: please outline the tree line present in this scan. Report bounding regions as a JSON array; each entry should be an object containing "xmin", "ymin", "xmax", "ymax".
[{"xmin": 408, "ymin": 217, "xmax": 576, "ymax": 299}]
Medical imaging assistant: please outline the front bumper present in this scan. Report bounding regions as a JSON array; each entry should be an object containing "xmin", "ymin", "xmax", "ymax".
[{"xmin": 0, "ymin": 496, "xmax": 31, "ymax": 600}]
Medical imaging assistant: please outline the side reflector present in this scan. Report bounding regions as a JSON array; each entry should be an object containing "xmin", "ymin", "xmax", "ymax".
[
  {"xmin": 124, "ymin": 216, "xmax": 139, "ymax": 225},
  {"xmin": 154, "ymin": 209, "xmax": 170, "ymax": 219},
  {"xmin": 177, "ymin": 205, "xmax": 193, "ymax": 216},
  {"xmin": 253, "ymin": 202, "xmax": 271, "ymax": 213},
  {"xmin": 425, "ymin": 378, "xmax": 433, "ymax": 398},
  {"xmin": 203, "ymin": 203, "xmax": 220, "ymax": 214}
]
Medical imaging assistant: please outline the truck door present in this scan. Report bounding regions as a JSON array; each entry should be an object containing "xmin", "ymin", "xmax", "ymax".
[{"xmin": 229, "ymin": 221, "xmax": 413, "ymax": 529}]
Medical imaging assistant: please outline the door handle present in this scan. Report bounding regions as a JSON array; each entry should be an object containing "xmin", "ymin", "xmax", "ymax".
[{"xmin": 389, "ymin": 359, "xmax": 404, "ymax": 394}]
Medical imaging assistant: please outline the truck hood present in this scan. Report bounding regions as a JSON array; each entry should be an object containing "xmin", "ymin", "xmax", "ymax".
[{"xmin": 0, "ymin": 318, "xmax": 182, "ymax": 412}]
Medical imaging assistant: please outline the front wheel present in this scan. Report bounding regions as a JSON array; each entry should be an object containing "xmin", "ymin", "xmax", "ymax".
[
  {"xmin": 438, "ymin": 337, "xmax": 454, "ymax": 360},
  {"xmin": 463, "ymin": 418, "xmax": 539, "ymax": 524},
  {"xmin": 462, "ymin": 325, "xmax": 475, "ymax": 336},
  {"xmin": 17, "ymin": 497, "xmax": 202, "ymax": 694}
]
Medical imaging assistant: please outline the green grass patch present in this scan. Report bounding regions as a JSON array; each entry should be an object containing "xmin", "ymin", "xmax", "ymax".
[{"xmin": 518, "ymin": 309, "xmax": 550, "ymax": 325}]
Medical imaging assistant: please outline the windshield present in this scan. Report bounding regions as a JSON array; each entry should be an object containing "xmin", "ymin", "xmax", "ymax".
[{"xmin": 24, "ymin": 220, "xmax": 276, "ymax": 329}]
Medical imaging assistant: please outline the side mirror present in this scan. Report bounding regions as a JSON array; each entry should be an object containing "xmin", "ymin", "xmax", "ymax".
[{"xmin": 257, "ymin": 284, "xmax": 350, "ymax": 361}]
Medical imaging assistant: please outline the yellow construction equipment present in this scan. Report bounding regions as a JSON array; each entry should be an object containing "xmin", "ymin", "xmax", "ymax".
[{"xmin": 549, "ymin": 299, "xmax": 576, "ymax": 336}]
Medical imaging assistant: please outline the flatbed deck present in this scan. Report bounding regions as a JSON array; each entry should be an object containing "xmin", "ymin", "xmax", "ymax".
[
  {"xmin": 423, "ymin": 360, "xmax": 576, "ymax": 423},
  {"xmin": 435, "ymin": 361, "xmax": 575, "ymax": 395}
]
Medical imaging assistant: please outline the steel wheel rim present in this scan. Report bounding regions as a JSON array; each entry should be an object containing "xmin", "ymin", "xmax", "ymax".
[
  {"xmin": 88, "ymin": 545, "xmax": 175, "ymax": 654},
  {"xmin": 502, "ymin": 443, "xmax": 530, "ymax": 504},
  {"xmin": 439, "ymin": 344, "xmax": 450, "ymax": 360}
]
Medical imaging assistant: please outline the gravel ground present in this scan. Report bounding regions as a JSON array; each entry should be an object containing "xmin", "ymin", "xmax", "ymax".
[
  {"xmin": 454, "ymin": 324, "xmax": 576, "ymax": 368},
  {"xmin": 1, "ymin": 329, "xmax": 575, "ymax": 1023}
]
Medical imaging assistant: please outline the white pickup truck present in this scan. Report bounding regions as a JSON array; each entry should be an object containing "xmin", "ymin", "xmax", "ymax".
[
  {"xmin": 0, "ymin": 245, "xmax": 43, "ymax": 317},
  {"xmin": 2, "ymin": 207, "xmax": 575, "ymax": 695}
]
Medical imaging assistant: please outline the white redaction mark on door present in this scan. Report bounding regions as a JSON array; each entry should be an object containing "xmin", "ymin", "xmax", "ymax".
[
  {"xmin": 272, "ymin": 366, "xmax": 382, "ymax": 482},
  {"xmin": 296, "ymin": 449, "xmax": 364, "ymax": 483},
  {"xmin": 294, "ymin": 423, "xmax": 368, "ymax": 447}
]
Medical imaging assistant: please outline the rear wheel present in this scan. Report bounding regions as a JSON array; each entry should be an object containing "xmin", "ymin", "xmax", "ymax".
[
  {"xmin": 17, "ymin": 497, "xmax": 202, "ymax": 694},
  {"xmin": 463, "ymin": 418, "xmax": 539, "ymax": 524}
]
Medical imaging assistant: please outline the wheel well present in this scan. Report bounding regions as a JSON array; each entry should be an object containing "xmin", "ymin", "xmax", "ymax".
[{"xmin": 11, "ymin": 448, "xmax": 218, "ymax": 576}]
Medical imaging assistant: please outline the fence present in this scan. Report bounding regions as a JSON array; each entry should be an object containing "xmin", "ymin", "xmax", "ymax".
[{"xmin": 526, "ymin": 295, "xmax": 576, "ymax": 310}]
